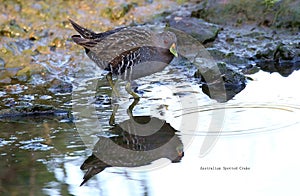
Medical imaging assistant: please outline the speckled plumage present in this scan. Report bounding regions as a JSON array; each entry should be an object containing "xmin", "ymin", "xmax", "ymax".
[{"xmin": 69, "ymin": 19, "xmax": 177, "ymax": 81}]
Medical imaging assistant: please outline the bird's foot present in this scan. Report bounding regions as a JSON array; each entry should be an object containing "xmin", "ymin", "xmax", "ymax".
[
  {"xmin": 106, "ymin": 73, "xmax": 120, "ymax": 98},
  {"xmin": 127, "ymin": 98, "xmax": 140, "ymax": 119},
  {"xmin": 109, "ymin": 104, "xmax": 119, "ymax": 126},
  {"xmin": 125, "ymin": 82, "xmax": 140, "ymax": 100}
]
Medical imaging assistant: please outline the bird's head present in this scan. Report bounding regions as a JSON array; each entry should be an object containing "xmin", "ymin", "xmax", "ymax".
[{"xmin": 154, "ymin": 31, "xmax": 178, "ymax": 57}]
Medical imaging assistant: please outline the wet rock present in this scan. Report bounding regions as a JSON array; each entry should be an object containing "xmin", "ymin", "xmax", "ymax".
[
  {"xmin": 0, "ymin": 106, "xmax": 70, "ymax": 119},
  {"xmin": 15, "ymin": 104, "xmax": 53, "ymax": 113},
  {"xmin": 50, "ymin": 37, "xmax": 66, "ymax": 50},
  {"xmin": 15, "ymin": 66, "xmax": 31, "ymax": 82},
  {"xmin": 14, "ymin": 75, "xmax": 29, "ymax": 82},
  {"xmin": 48, "ymin": 79, "xmax": 73, "ymax": 94},
  {"xmin": 0, "ymin": 57, "xmax": 5, "ymax": 68},
  {"xmin": 0, "ymin": 76, "xmax": 11, "ymax": 84},
  {"xmin": 6, "ymin": 39, "xmax": 34, "ymax": 54},
  {"xmin": 103, "ymin": 3, "xmax": 136, "ymax": 21},
  {"xmin": 255, "ymin": 43, "xmax": 277, "ymax": 60},
  {"xmin": 195, "ymin": 62, "xmax": 247, "ymax": 102},
  {"xmin": 0, "ymin": 63, "xmax": 45, "ymax": 83},
  {"xmin": 0, "ymin": 68, "xmax": 20, "ymax": 84},
  {"xmin": 29, "ymin": 29, "xmax": 51, "ymax": 41},
  {"xmin": 189, "ymin": 0, "xmax": 300, "ymax": 29},
  {"xmin": 0, "ymin": 19, "xmax": 26, "ymax": 37},
  {"xmin": 256, "ymin": 61, "xmax": 300, "ymax": 77},
  {"xmin": 240, "ymin": 64, "xmax": 260, "ymax": 75},
  {"xmin": 166, "ymin": 15, "xmax": 220, "ymax": 44},
  {"xmin": 207, "ymin": 48, "xmax": 251, "ymax": 66},
  {"xmin": 254, "ymin": 41, "xmax": 300, "ymax": 76},
  {"xmin": 273, "ymin": 43, "xmax": 297, "ymax": 61},
  {"xmin": 253, "ymin": 42, "xmax": 299, "ymax": 62},
  {"xmin": 1, "ymin": 40, "xmax": 34, "ymax": 74},
  {"xmin": 208, "ymin": 22, "xmax": 300, "ymax": 77},
  {"xmin": 2, "ymin": 84, "xmax": 27, "ymax": 94}
]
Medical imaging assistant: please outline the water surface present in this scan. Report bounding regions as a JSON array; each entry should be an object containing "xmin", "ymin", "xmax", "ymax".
[{"xmin": 1, "ymin": 65, "xmax": 300, "ymax": 195}]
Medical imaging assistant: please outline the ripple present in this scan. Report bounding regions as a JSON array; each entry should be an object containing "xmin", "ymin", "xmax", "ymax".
[
  {"xmin": 176, "ymin": 102, "xmax": 300, "ymax": 136},
  {"xmin": 19, "ymin": 143, "xmax": 54, "ymax": 151}
]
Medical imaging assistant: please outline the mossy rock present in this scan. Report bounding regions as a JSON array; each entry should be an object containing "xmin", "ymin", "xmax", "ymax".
[{"xmin": 191, "ymin": 0, "xmax": 300, "ymax": 29}]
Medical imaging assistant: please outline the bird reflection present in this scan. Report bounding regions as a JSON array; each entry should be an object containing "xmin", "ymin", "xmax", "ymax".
[{"xmin": 80, "ymin": 113, "xmax": 183, "ymax": 186}]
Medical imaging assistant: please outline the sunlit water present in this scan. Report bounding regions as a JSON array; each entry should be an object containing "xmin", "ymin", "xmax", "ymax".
[{"xmin": 1, "ymin": 64, "xmax": 300, "ymax": 195}]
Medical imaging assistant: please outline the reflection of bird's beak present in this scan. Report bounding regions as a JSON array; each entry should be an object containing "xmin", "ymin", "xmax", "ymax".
[
  {"xmin": 172, "ymin": 145, "xmax": 184, "ymax": 163},
  {"xmin": 169, "ymin": 43, "xmax": 178, "ymax": 57},
  {"xmin": 176, "ymin": 145, "xmax": 184, "ymax": 157}
]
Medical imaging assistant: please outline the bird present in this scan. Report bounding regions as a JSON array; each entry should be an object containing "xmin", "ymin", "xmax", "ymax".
[
  {"xmin": 69, "ymin": 19, "xmax": 178, "ymax": 99},
  {"xmin": 79, "ymin": 115, "xmax": 184, "ymax": 186}
]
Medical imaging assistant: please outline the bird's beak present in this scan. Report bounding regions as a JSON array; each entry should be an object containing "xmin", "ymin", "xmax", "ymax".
[{"xmin": 169, "ymin": 43, "xmax": 178, "ymax": 57}]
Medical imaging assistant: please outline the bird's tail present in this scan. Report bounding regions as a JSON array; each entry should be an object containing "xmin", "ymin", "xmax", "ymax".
[
  {"xmin": 69, "ymin": 18, "xmax": 97, "ymax": 40},
  {"xmin": 71, "ymin": 35, "xmax": 97, "ymax": 48}
]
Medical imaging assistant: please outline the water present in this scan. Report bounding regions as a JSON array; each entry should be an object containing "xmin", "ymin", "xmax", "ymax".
[{"xmin": 1, "ymin": 62, "xmax": 300, "ymax": 195}]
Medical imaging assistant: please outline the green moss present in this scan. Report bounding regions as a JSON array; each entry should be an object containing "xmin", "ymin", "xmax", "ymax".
[
  {"xmin": 103, "ymin": 3, "xmax": 135, "ymax": 21},
  {"xmin": 0, "ymin": 20, "xmax": 27, "ymax": 38},
  {"xmin": 263, "ymin": 0, "xmax": 280, "ymax": 8}
]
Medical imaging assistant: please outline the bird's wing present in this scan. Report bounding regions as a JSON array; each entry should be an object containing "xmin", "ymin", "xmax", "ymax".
[
  {"xmin": 106, "ymin": 47, "xmax": 142, "ymax": 75},
  {"xmin": 71, "ymin": 35, "xmax": 97, "ymax": 48},
  {"xmin": 88, "ymin": 27, "xmax": 160, "ymax": 63},
  {"xmin": 69, "ymin": 19, "xmax": 98, "ymax": 40}
]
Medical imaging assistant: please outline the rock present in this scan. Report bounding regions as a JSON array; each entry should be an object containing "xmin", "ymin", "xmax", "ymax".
[
  {"xmin": 256, "ymin": 61, "xmax": 300, "ymax": 77},
  {"xmin": 8, "ymin": 39, "xmax": 34, "ymax": 53},
  {"xmin": 0, "ymin": 19, "xmax": 27, "ymax": 37},
  {"xmin": 103, "ymin": 3, "xmax": 135, "ymax": 21},
  {"xmin": 255, "ymin": 43, "xmax": 277, "ymax": 60},
  {"xmin": 0, "ymin": 77, "xmax": 11, "ymax": 84},
  {"xmin": 206, "ymin": 22, "xmax": 300, "ymax": 77},
  {"xmin": 166, "ymin": 15, "xmax": 220, "ymax": 44},
  {"xmin": 195, "ymin": 62, "xmax": 247, "ymax": 102},
  {"xmin": 0, "ymin": 57, "xmax": 5, "ymax": 68},
  {"xmin": 0, "ymin": 106, "xmax": 70, "ymax": 119},
  {"xmin": 207, "ymin": 48, "xmax": 251, "ymax": 66},
  {"xmin": 253, "ymin": 42, "xmax": 300, "ymax": 76},
  {"xmin": 254, "ymin": 42, "xmax": 299, "ymax": 62},
  {"xmin": 0, "ymin": 68, "xmax": 20, "ymax": 84},
  {"xmin": 48, "ymin": 79, "xmax": 73, "ymax": 94},
  {"xmin": 189, "ymin": 0, "xmax": 300, "ymax": 29},
  {"xmin": 273, "ymin": 43, "xmax": 296, "ymax": 61}
]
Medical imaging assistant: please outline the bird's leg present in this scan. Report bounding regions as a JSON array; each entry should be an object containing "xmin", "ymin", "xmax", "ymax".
[
  {"xmin": 127, "ymin": 98, "xmax": 140, "ymax": 119},
  {"xmin": 109, "ymin": 103, "xmax": 119, "ymax": 126},
  {"xmin": 106, "ymin": 73, "xmax": 120, "ymax": 98},
  {"xmin": 125, "ymin": 82, "xmax": 140, "ymax": 100}
]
